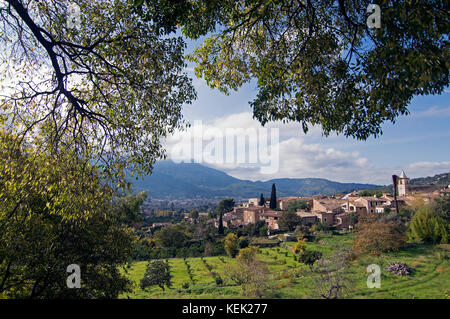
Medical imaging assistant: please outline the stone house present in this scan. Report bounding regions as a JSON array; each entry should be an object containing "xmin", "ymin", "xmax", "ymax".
[
  {"xmin": 247, "ymin": 198, "xmax": 260, "ymax": 206},
  {"xmin": 296, "ymin": 211, "xmax": 318, "ymax": 225},
  {"xmin": 241, "ymin": 206, "xmax": 282, "ymax": 230},
  {"xmin": 260, "ymin": 211, "xmax": 284, "ymax": 230},
  {"xmin": 335, "ymin": 212, "xmax": 352, "ymax": 230},
  {"xmin": 353, "ymin": 197, "xmax": 388, "ymax": 214}
]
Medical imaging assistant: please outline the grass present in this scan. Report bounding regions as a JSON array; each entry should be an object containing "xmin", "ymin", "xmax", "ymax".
[{"xmin": 120, "ymin": 233, "xmax": 450, "ymax": 299}]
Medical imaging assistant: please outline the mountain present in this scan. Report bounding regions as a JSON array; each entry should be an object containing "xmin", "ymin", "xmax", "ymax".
[
  {"xmin": 130, "ymin": 160, "xmax": 378, "ymax": 199},
  {"xmin": 410, "ymin": 172, "xmax": 450, "ymax": 186}
]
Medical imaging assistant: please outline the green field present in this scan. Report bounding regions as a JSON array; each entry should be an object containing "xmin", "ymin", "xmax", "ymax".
[{"xmin": 121, "ymin": 233, "xmax": 450, "ymax": 299}]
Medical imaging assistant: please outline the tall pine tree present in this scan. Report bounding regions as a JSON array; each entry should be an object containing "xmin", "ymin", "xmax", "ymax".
[
  {"xmin": 258, "ymin": 193, "xmax": 265, "ymax": 206},
  {"xmin": 217, "ymin": 198, "xmax": 235, "ymax": 235},
  {"xmin": 270, "ymin": 184, "xmax": 277, "ymax": 209},
  {"xmin": 218, "ymin": 213, "xmax": 224, "ymax": 235}
]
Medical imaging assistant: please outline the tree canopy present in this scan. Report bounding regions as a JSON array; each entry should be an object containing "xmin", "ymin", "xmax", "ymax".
[
  {"xmin": 0, "ymin": 0, "xmax": 196, "ymax": 181},
  {"xmin": 352, "ymin": 215, "xmax": 408, "ymax": 256},
  {"xmin": 217, "ymin": 198, "xmax": 236, "ymax": 214},
  {"xmin": 226, "ymin": 246, "xmax": 268, "ymax": 297},
  {"xmin": 409, "ymin": 204, "xmax": 448, "ymax": 244},
  {"xmin": 0, "ymin": 131, "xmax": 136, "ymax": 298},
  {"xmin": 287, "ymin": 199, "xmax": 309, "ymax": 212},
  {"xmin": 224, "ymin": 233, "xmax": 239, "ymax": 257},
  {"xmin": 154, "ymin": 224, "xmax": 188, "ymax": 248},
  {"xmin": 278, "ymin": 211, "xmax": 302, "ymax": 231},
  {"xmin": 140, "ymin": 260, "xmax": 172, "ymax": 291},
  {"xmin": 177, "ymin": 0, "xmax": 448, "ymax": 139}
]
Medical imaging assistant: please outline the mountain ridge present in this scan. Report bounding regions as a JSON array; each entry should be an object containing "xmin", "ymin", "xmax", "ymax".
[
  {"xmin": 131, "ymin": 160, "xmax": 379, "ymax": 199},
  {"xmin": 410, "ymin": 172, "xmax": 450, "ymax": 186}
]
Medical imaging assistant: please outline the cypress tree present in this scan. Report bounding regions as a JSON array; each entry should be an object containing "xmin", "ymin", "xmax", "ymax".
[
  {"xmin": 218, "ymin": 212, "xmax": 224, "ymax": 234},
  {"xmin": 216, "ymin": 198, "xmax": 234, "ymax": 235},
  {"xmin": 258, "ymin": 193, "xmax": 265, "ymax": 206},
  {"xmin": 270, "ymin": 183, "xmax": 277, "ymax": 209}
]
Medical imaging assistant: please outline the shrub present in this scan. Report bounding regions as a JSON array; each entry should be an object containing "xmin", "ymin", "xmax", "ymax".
[
  {"xmin": 292, "ymin": 238, "xmax": 307, "ymax": 254},
  {"xmin": 410, "ymin": 205, "xmax": 448, "ymax": 244},
  {"xmin": 182, "ymin": 282, "xmax": 190, "ymax": 289},
  {"xmin": 224, "ymin": 233, "xmax": 239, "ymax": 258},
  {"xmin": 281, "ymin": 272, "xmax": 291, "ymax": 279},
  {"xmin": 215, "ymin": 276, "xmax": 223, "ymax": 285},
  {"xmin": 259, "ymin": 225, "xmax": 269, "ymax": 237},
  {"xmin": 436, "ymin": 251, "xmax": 448, "ymax": 261},
  {"xmin": 204, "ymin": 262, "xmax": 213, "ymax": 271},
  {"xmin": 238, "ymin": 237, "xmax": 250, "ymax": 249},
  {"xmin": 193, "ymin": 288, "xmax": 204, "ymax": 294},
  {"xmin": 226, "ymin": 247, "xmax": 269, "ymax": 297},
  {"xmin": 352, "ymin": 215, "xmax": 408, "ymax": 256},
  {"xmin": 298, "ymin": 250, "xmax": 322, "ymax": 269}
]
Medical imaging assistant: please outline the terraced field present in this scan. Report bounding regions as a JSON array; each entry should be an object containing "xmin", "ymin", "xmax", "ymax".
[{"xmin": 121, "ymin": 233, "xmax": 449, "ymax": 299}]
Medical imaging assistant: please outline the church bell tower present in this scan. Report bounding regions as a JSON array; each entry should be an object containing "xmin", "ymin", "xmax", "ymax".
[{"xmin": 397, "ymin": 170, "xmax": 410, "ymax": 197}]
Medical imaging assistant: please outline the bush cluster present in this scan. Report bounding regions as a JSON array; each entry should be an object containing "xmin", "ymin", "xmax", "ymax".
[{"xmin": 184, "ymin": 259, "xmax": 195, "ymax": 284}]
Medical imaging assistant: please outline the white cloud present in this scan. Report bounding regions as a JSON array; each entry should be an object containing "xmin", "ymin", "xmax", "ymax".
[
  {"xmin": 412, "ymin": 106, "xmax": 450, "ymax": 117},
  {"xmin": 405, "ymin": 161, "xmax": 450, "ymax": 179},
  {"xmin": 164, "ymin": 112, "xmax": 376, "ymax": 183},
  {"xmin": 163, "ymin": 112, "xmax": 450, "ymax": 185},
  {"xmin": 226, "ymin": 137, "xmax": 374, "ymax": 183}
]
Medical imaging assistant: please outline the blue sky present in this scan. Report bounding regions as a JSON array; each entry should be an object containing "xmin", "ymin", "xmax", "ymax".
[{"xmin": 164, "ymin": 40, "xmax": 450, "ymax": 186}]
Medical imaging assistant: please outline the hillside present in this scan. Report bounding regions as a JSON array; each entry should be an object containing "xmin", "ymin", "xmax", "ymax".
[
  {"xmin": 130, "ymin": 160, "xmax": 378, "ymax": 199},
  {"xmin": 121, "ymin": 233, "xmax": 450, "ymax": 299},
  {"xmin": 410, "ymin": 172, "xmax": 450, "ymax": 186},
  {"xmin": 365, "ymin": 171, "xmax": 450, "ymax": 193}
]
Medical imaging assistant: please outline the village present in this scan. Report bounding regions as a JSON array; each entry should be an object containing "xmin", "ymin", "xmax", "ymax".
[
  {"xmin": 208, "ymin": 171, "xmax": 450, "ymax": 233},
  {"xmin": 1, "ymin": 0, "xmax": 448, "ymax": 304},
  {"xmin": 128, "ymin": 170, "xmax": 450, "ymax": 300}
]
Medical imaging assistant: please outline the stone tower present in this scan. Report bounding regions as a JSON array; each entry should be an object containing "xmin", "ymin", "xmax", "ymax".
[{"xmin": 397, "ymin": 170, "xmax": 410, "ymax": 197}]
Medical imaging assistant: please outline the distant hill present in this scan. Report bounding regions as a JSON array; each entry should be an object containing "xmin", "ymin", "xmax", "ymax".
[
  {"xmin": 362, "ymin": 171, "xmax": 450, "ymax": 193},
  {"xmin": 130, "ymin": 160, "xmax": 378, "ymax": 199},
  {"xmin": 410, "ymin": 172, "xmax": 450, "ymax": 186}
]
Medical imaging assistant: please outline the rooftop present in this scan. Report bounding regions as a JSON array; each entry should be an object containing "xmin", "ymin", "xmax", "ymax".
[
  {"xmin": 314, "ymin": 198, "xmax": 346, "ymax": 210},
  {"xmin": 260, "ymin": 211, "xmax": 283, "ymax": 217},
  {"xmin": 400, "ymin": 170, "xmax": 408, "ymax": 179}
]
